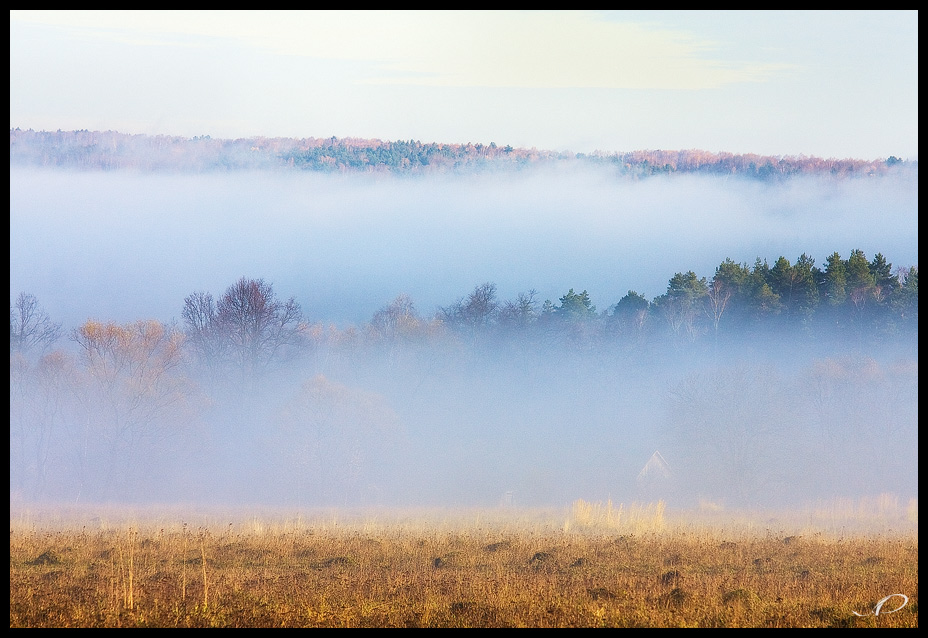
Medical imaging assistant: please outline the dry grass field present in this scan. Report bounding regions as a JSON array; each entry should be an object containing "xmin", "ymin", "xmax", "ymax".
[{"xmin": 10, "ymin": 499, "xmax": 918, "ymax": 628}]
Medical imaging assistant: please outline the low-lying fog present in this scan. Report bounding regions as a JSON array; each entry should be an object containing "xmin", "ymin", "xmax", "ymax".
[
  {"xmin": 10, "ymin": 165, "xmax": 918, "ymax": 329},
  {"xmin": 9, "ymin": 165, "xmax": 919, "ymax": 513}
]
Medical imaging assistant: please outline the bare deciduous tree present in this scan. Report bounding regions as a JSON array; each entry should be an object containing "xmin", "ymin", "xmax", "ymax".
[
  {"xmin": 10, "ymin": 349, "xmax": 76, "ymax": 499},
  {"xmin": 438, "ymin": 282, "xmax": 500, "ymax": 345},
  {"xmin": 369, "ymin": 294, "xmax": 420, "ymax": 342},
  {"xmin": 182, "ymin": 291, "xmax": 225, "ymax": 367},
  {"xmin": 70, "ymin": 319, "xmax": 203, "ymax": 498},
  {"xmin": 498, "ymin": 289, "xmax": 539, "ymax": 331},
  {"xmin": 705, "ymin": 280, "xmax": 733, "ymax": 338},
  {"xmin": 10, "ymin": 292, "xmax": 62, "ymax": 355},
  {"xmin": 183, "ymin": 278, "xmax": 306, "ymax": 380},
  {"xmin": 72, "ymin": 320, "xmax": 191, "ymax": 436}
]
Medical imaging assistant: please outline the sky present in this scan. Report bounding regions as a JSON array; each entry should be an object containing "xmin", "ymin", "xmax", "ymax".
[{"xmin": 9, "ymin": 9, "xmax": 919, "ymax": 160}]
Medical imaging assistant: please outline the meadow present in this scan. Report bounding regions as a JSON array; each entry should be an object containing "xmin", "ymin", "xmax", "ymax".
[{"xmin": 10, "ymin": 499, "xmax": 918, "ymax": 628}]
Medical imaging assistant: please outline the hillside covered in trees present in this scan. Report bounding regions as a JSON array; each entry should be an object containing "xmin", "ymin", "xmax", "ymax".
[{"xmin": 9, "ymin": 128, "xmax": 913, "ymax": 179}]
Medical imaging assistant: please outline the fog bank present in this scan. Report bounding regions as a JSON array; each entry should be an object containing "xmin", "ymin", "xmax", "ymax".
[
  {"xmin": 10, "ymin": 165, "xmax": 918, "ymax": 330},
  {"xmin": 9, "ymin": 165, "xmax": 919, "ymax": 512}
]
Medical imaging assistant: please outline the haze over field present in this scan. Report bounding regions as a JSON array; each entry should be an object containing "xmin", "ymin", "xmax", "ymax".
[{"xmin": 9, "ymin": 164, "xmax": 919, "ymax": 511}]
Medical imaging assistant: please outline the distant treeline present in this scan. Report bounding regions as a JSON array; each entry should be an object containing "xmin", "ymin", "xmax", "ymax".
[
  {"xmin": 9, "ymin": 128, "xmax": 913, "ymax": 179},
  {"xmin": 11, "ymin": 249, "xmax": 918, "ymax": 367}
]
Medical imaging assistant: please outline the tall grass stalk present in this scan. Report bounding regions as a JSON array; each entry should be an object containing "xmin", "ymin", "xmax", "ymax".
[
  {"xmin": 181, "ymin": 522, "xmax": 187, "ymax": 610},
  {"xmin": 200, "ymin": 530, "xmax": 209, "ymax": 612}
]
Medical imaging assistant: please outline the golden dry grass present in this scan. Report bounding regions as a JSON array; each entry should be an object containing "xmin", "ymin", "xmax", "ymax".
[{"xmin": 9, "ymin": 502, "xmax": 918, "ymax": 628}]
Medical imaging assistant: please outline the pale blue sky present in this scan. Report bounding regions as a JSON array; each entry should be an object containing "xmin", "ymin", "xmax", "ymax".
[{"xmin": 9, "ymin": 10, "xmax": 918, "ymax": 160}]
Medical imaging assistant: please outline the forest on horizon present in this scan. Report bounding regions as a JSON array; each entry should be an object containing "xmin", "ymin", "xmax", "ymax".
[{"xmin": 9, "ymin": 127, "xmax": 915, "ymax": 179}]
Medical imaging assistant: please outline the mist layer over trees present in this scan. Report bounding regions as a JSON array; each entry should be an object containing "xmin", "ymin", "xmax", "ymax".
[
  {"xmin": 9, "ymin": 161, "xmax": 918, "ymax": 511},
  {"xmin": 9, "ymin": 128, "xmax": 910, "ymax": 178}
]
